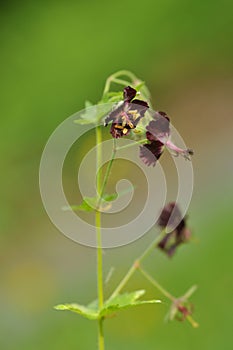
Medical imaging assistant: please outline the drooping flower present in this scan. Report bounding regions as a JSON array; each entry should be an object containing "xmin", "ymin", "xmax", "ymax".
[
  {"xmin": 140, "ymin": 111, "xmax": 193, "ymax": 167},
  {"xmin": 139, "ymin": 111, "xmax": 170, "ymax": 166},
  {"xmin": 104, "ymin": 86, "xmax": 149, "ymax": 138},
  {"xmin": 139, "ymin": 137, "xmax": 164, "ymax": 166},
  {"xmin": 157, "ymin": 202, "xmax": 191, "ymax": 257}
]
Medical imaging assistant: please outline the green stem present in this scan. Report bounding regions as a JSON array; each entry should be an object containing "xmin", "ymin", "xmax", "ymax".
[
  {"xmin": 108, "ymin": 263, "xmax": 136, "ymax": 300},
  {"xmin": 112, "ymin": 77, "xmax": 133, "ymax": 87},
  {"xmin": 138, "ymin": 266, "xmax": 175, "ymax": 301},
  {"xmin": 109, "ymin": 230, "xmax": 165, "ymax": 299},
  {"xmin": 115, "ymin": 138, "xmax": 148, "ymax": 151},
  {"xmin": 103, "ymin": 70, "xmax": 137, "ymax": 95},
  {"xmin": 95, "ymin": 126, "xmax": 105, "ymax": 350},
  {"xmin": 96, "ymin": 212, "xmax": 104, "ymax": 308},
  {"xmin": 97, "ymin": 139, "xmax": 117, "ymax": 209},
  {"xmin": 98, "ymin": 318, "xmax": 104, "ymax": 349},
  {"xmin": 186, "ymin": 315, "xmax": 199, "ymax": 328},
  {"xmin": 113, "ymin": 70, "xmax": 137, "ymax": 81}
]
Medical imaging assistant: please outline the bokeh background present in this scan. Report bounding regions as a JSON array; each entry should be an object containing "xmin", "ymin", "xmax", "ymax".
[{"xmin": 1, "ymin": 1, "xmax": 233, "ymax": 349}]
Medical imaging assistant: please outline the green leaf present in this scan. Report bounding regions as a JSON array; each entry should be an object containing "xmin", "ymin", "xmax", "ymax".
[
  {"xmin": 54, "ymin": 303, "xmax": 99, "ymax": 320},
  {"xmin": 62, "ymin": 195, "xmax": 112, "ymax": 213},
  {"xmin": 62, "ymin": 187, "xmax": 133, "ymax": 213},
  {"xmin": 85, "ymin": 100, "xmax": 93, "ymax": 108},
  {"xmin": 101, "ymin": 290, "xmax": 161, "ymax": 317},
  {"xmin": 74, "ymin": 100, "xmax": 98, "ymax": 125},
  {"xmin": 102, "ymin": 193, "xmax": 118, "ymax": 202},
  {"xmin": 54, "ymin": 290, "xmax": 161, "ymax": 321},
  {"xmin": 62, "ymin": 197, "xmax": 96, "ymax": 212},
  {"xmin": 100, "ymin": 91, "xmax": 123, "ymax": 104}
]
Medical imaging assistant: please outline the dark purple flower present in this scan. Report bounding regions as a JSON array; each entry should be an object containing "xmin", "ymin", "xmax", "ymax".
[
  {"xmin": 157, "ymin": 202, "xmax": 191, "ymax": 257},
  {"xmin": 140, "ymin": 111, "xmax": 193, "ymax": 166},
  {"xmin": 139, "ymin": 137, "xmax": 164, "ymax": 166},
  {"xmin": 147, "ymin": 111, "xmax": 170, "ymax": 141},
  {"xmin": 139, "ymin": 111, "xmax": 170, "ymax": 166},
  {"xmin": 104, "ymin": 86, "xmax": 149, "ymax": 138}
]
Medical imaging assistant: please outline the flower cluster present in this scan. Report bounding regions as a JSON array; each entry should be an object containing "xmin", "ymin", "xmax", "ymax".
[
  {"xmin": 157, "ymin": 202, "xmax": 191, "ymax": 257},
  {"xmin": 105, "ymin": 86, "xmax": 193, "ymax": 166}
]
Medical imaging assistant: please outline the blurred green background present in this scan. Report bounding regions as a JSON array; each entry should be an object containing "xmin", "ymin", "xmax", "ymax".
[{"xmin": 1, "ymin": 0, "xmax": 233, "ymax": 349}]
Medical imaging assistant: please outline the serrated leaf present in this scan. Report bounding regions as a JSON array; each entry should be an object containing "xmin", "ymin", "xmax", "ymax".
[
  {"xmin": 107, "ymin": 289, "xmax": 145, "ymax": 305},
  {"xmin": 101, "ymin": 290, "xmax": 161, "ymax": 317},
  {"xmin": 54, "ymin": 290, "xmax": 161, "ymax": 321},
  {"xmin": 54, "ymin": 303, "xmax": 99, "ymax": 320}
]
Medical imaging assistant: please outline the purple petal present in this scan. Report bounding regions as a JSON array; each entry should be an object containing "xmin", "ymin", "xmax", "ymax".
[
  {"xmin": 158, "ymin": 202, "xmax": 177, "ymax": 227},
  {"xmin": 158, "ymin": 202, "xmax": 184, "ymax": 229},
  {"xmin": 104, "ymin": 103, "xmax": 123, "ymax": 126},
  {"xmin": 123, "ymin": 86, "xmax": 137, "ymax": 102},
  {"xmin": 139, "ymin": 140, "xmax": 164, "ymax": 167},
  {"xmin": 146, "ymin": 116, "xmax": 170, "ymax": 141},
  {"xmin": 132, "ymin": 99, "xmax": 149, "ymax": 108}
]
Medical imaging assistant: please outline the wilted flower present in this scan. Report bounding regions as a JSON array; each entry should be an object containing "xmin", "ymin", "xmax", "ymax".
[
  {"xmin": 140, "ymin": 111, "xmax": 193, "ymax": 167},
  {"xmin": 169, "ymin": 285, "xmax": 198, "ymax": 327},
  {"xmin": 157, "ymin": 202, "xmax": 191, "ymax": 257},
  {"xmin": 104, "ymin": 86, "xmax": 149, "ymax": 138},
  {"xmin": 167, "ymin": 299, "xmax": 197, "ymax": 326},
  {"xmin": 176, "ymin": 303, "xmax": 193, "ymax": 321}
]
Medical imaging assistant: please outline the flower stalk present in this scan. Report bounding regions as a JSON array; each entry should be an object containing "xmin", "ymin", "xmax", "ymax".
[
  {"xmin": 95, "ymin": 125, "xmax": 105, "ymax": 350},
  {"xmin": 109, "ymin": 230, "xmax": 165, "ymax": 300},
  {"xmin": 103, "ymin": 70, "xmax": 138, "ymax": 96},
  {"xmin": 54, "ymin": 71, "xmax": 197, "ymax": 349},
  {"xmin": 138, "ymin": 266, "xmax": 199, "ymax": 328}
]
